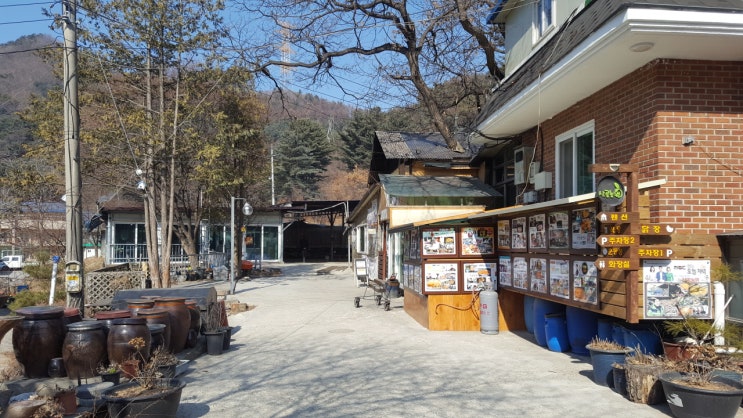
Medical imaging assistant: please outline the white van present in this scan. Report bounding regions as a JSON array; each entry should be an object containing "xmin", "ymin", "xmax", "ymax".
[{"xmin": 1, "ymin": 255, "xmax": 23, "ymax": 269}]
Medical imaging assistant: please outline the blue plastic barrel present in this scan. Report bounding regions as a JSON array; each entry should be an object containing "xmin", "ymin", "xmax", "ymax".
[
  {"xmin": 545, "ymin": 313, "xmax": 571, "ymax": 352},
  {"xmin": 597, "ymin": 317, "xmax": 614, "ymax": 342},
  {"xmin": 533, "ymin": 299, "xmax": 564, "ymax": 347},
  {"xmin": 623, "ymin": 327, "xmax": 662, "ymax": 355},
  {"xmin": 611, "ymin": 323, "xmax": 624, "ymax": 345},
  {"xmin": 16, "ymin": 285, "xmax": 29, "ymax": 293},
  {"xmin": 565, "ymin": 306, "xmax": 598, "ymax": 355},
  {"xmin": 523, "ymin": 295, "xmax": 535, "ymax": 334}
]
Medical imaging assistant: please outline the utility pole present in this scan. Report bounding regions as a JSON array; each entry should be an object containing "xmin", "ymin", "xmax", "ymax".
[{"xmin": 63, "ymin": 0, "xmax": 84, "ymax": 308}]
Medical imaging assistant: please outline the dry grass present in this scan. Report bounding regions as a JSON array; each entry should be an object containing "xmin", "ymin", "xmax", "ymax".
[{"xmin": 0, "ymin": 352, "xmax": 23, "ymax": 382}]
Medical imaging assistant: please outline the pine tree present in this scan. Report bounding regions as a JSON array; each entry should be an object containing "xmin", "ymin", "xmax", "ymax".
[
  {"xmin": 338, "ymin": 108, "xmax": 380, "ymax": 170},
  {"xmin": 274, "ymin": 119, "xmax": 333, "ymax": 200}
]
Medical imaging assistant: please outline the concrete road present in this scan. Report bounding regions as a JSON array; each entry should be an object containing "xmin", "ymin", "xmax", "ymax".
[{"xmin": 176, "ymin": 262, "xmax": 673, "ymax": 418}]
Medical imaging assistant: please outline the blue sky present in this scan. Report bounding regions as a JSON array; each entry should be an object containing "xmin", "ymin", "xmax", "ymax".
[
  {"xmin": 0, "ymin": 1, "xmax": 400, "ymax": 111},
  {"xmin": 0, "ymin": 2, "xmax": 58, "ymax": 44}
]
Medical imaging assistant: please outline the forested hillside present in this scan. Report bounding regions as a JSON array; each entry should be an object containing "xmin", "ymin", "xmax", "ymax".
[{"xmin": 0, "ymin": 34, "xmax": 58, "ymax": 158}]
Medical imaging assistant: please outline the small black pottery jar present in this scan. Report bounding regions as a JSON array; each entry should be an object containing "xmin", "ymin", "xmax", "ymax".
[{"xmin": 63, "ymin": 321, "xmax": 107, "ymax": 379}]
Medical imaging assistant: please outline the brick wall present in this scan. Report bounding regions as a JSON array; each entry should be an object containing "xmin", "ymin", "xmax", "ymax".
[{"xmin": 520, "ymin": 59, "xmax": 743, "ymax": 234}]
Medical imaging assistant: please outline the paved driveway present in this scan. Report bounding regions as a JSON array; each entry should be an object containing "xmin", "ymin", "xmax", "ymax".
[{"xmin": 177, "ymin": 263, "xmax": 674, "ymax": 417}]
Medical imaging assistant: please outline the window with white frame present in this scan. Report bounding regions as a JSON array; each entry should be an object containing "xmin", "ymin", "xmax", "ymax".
[
  {"xmin": 356, "ymin": 225, "xmax": 367, "ymax": 254},
  {"xmin": 555, "ymin": 121, "xmax": 595, "ymax": 198},
  {"xmin": 535, "ymin": 0, "xmax": 555, "ymax": 39}
]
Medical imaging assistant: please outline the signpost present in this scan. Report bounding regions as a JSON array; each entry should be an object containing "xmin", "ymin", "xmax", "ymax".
[{"xmin": 594, "ymin": 258, "xmax": 640, "ymax": 270}]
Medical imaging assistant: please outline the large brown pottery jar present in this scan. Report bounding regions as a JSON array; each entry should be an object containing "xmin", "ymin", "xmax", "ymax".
[
  {"xmin": 134, "ymin": 308, "xmax": 172, "ymax": 353},
  {"xmin": 12, "ymin": 306, "xmax": 65, "ymax": 378},
  {"xmin": 95, "ymin": 309, "xmax": 131, "ymax": 337},
  {"xmin": 185, "ymin": 300, "xmax": 202, "ymax": 348},
  {"xmin": 126, "ymin": 299, "xmax": 155, "ymax": 317},
  {"xmin": 107, "ymin": 318, "xmax": 151, "ymax": 366},
  {"xmin": 153, "ymin": 297, "xmax": 190, "ymax": 353},
  {"xmin": 63, "ymin": 321, "xmax": 107, "ymax": 379}
]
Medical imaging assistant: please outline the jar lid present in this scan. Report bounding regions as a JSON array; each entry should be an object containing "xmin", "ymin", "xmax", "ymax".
[
  {"xmin": 95, "ymin": 310, "xmax": 131, "ymax": 320},
  {"xmin": 16, "ymin": 306, "xmax": 65, "ymax": 319},
  {"xmin": 153, "ymin": 297, "xmax": 187, "ymax": 304},
  {"xmin": 133, "ymin": 308, "xmax": 169, "ymax": 317},
  {"xmin": 67, "ymin": 321, "xmax": 103, "ymax": 331},
  {"xmin": 111, "ymin": 318, "xmax": 147, "ymax": 326},
  {"xmin": 126, "ymin": 299, "xmax": 155, "ymax": 306},
  {"xmin": 64, "ymin": 307, "xmax": 81, "ymax": 317}
]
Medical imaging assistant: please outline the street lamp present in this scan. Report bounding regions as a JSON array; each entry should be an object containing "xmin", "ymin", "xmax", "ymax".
[{"xmin": 230, "ymin": 197, "xmax": 253, "ymax": 295}]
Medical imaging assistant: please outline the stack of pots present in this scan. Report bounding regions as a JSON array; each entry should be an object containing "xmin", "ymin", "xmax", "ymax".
[
  {"xmin": 12, "ymin": 306, "xmax": 66, "ymax": 378},
  {"xmin": 152, "ymin": 297, "xmax": 190, "ymax": 353}
]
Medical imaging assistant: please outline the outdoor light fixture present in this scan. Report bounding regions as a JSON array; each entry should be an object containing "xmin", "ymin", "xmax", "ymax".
[
  {"xmin": 629, "ymin": 42, "xmax": 654, "ymax": 52},
  {"xmin": 230, "ymin": 197, "xmax": 252, "ymax": 294}
]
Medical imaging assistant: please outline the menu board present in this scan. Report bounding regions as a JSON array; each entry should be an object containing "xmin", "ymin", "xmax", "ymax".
[
  {"xmin": 548, "ymin": 211, "xmax": 570, "ymax": 250},
  {"xmin": 512, "ymin": 256, "xmax": 528, "ymax": 290},
  {"xmin": 463, "ymin": 262, "xmax": 496, "ymax": 291},
  {"xmin": 498, "ymin": 256, "xmax": 512, "ymax": 287},
  {"xmin": 573, "ymin": 260, "xmax": 598, "ymax": 305},
  {"xmin": 530, "ymin": 257, "xmax": 547, "ymax": 293},
  {"xmin": 497, "ymin": 220, "xmax": 511, "ymax": 250},
  {"xmin": 528, "ymin": 214, "xmax": 547, "ymax": 251},
  {"xmin": 549, "ymin": 259, "xmax": 570, "ymax": 299},
  {"xmin": 461, "ymin": 227, "xmax": 495, "ymax": 256},
  {"xmin": 422, "ymin": 228, "xmax": 457, "ymax": 256},
  {"xmin": 511, "ymin": 217, "xmax": 527, "ymax": 250},
  {"xmin": 424, "ymin": 263, "xmax": 459, "ymax": 293},
  {"xmin": 571, "ymin": 207, "xmax": 597, "ymax": 250}
]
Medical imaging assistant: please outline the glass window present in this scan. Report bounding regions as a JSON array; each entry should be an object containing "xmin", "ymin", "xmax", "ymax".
[
  {"xmin": 556, "ymin": 121, "xmax": 595, "ymax": 198},
  {"xmin": 536, "ymin": 0, "xmax": 555, "ymax": 38},
  {"xmin": 356, "ymin": 225, "xmax": 367, "ymax": 254}
]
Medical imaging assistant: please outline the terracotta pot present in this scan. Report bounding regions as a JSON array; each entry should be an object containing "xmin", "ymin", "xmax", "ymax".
[
  {"xmin": 662, "ymin": 341, "xmax": 700, "ymax": 361},
  {"xmin": 153, "ymin": 298, "xmax": 190, "ymax": 353}
]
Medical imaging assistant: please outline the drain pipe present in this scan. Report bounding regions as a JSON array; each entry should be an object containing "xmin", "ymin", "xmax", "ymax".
[{"xmin": 712, "ymin": 281, "xmax": 728, "ymax": 346}]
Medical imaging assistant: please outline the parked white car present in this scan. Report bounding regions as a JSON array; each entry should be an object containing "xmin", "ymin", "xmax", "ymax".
[{"xmin": 1, "ymin": 255, "xmax": 23, "ymax": 269}]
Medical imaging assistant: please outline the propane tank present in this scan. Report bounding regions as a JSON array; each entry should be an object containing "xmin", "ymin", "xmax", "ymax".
[{"xmin": 480, "ymin": 289, "xmax": 499, "ymax": 335}]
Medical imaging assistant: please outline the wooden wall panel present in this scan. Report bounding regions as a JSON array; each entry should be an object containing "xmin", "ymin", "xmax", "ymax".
[
  {"xmin": 404, "ymin": 291, "xmax": 429, "ymax": 329},
  {"xmin": 498, "ymin": 290, "xmax": 525, "ymax": 331},
  {"xmin": 427, "ymin": 294, "xmax": 480, "ymax": 331}
]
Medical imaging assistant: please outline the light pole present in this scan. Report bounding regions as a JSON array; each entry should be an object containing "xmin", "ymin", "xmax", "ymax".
[{"xmin": 230, "ymin": 197, "xmax": 253, "ymax": 295}]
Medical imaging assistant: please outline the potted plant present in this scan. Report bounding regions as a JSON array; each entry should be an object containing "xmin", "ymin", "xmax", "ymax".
[
  {"xmin": 150, "ymin": 346, "xmax": 180, "ymax": 379},
  {"xmin": 100, "ymin": 337, "xmax": 187, "ymax": 418},
  {"xmin": 585, "ymin": 337, "xmax": 631, "ymax": 387},
  {"xmin": 97, "ymin": 362, "xmax": 122, "ymax": 385}
]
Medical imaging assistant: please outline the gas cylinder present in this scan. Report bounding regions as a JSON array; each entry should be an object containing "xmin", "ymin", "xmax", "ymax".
[{"xmin": 479, "ymin": 289, "xmax": 499, "ymax": 335}]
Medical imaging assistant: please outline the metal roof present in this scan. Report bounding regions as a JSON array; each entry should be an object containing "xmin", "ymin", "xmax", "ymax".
[
  {"xmin": 375, "ymin": 131, "xmax": 479, "ymax": 161},
  {"xmin": 379, "ymin": 174, "xmax": 501, "ymax": 198}
]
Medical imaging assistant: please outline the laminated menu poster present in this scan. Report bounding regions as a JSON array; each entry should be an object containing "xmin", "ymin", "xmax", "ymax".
[
  {"xmin": 461, "ymin": 227, "xmax": 495, "ymax": 256},
  {"xmin": 573, "ymin": 260, "xmax": 598, "ymax": 305},
  {"xmin": 530, "ymin": 258, "xmax": 547, "ymax": 293},
  {"xmin": 548, "ymin": 211, "xmax": 570, "ymax": 250},
  {"xmin": 511, "ymin": 217, "xmax": 527, "ymax": 250},
  {"xmin": 528, "ymin": 214, "xmax": 547, "ymax": 251},
  {"xmin": 463, "ymin": 262, "xmax": 496, "ymax": 291},
  {"xmin": 549, "ymin": 259, "xmax": 570, "ymax": 299},
  {"xmin": 643, "ymin": 259, "xmax": 711, "ymax": 319},
  {"xmin": 424, "ymin": 263, "xmax": 459, "ymax": 293},
  {"xmin": 512, "ymin": 257, "xmax": 528, "ymax": 290},
  {"xmin": 498, "ymin": 256, "xmax": 512, "ymax": 287},
  {"xmin": 422, "ymin": 228, "xmax": 457, "ymax": 256},
  {"xmin": 497, "ymin": 220, "xmax": 511, "ymax": 250},
  {"xmin": 571, "ymin": 207, "xmax": 596, "ymax": 250}
]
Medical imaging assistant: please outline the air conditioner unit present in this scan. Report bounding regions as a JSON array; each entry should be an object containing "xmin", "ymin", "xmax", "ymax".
[
  {"xmin": 523, "ymin": 190, "xmax": 539, "ymax": 204},
  {"xmin": 514, "ymin": 146, "xmax": 534, "ymax": 185}
]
